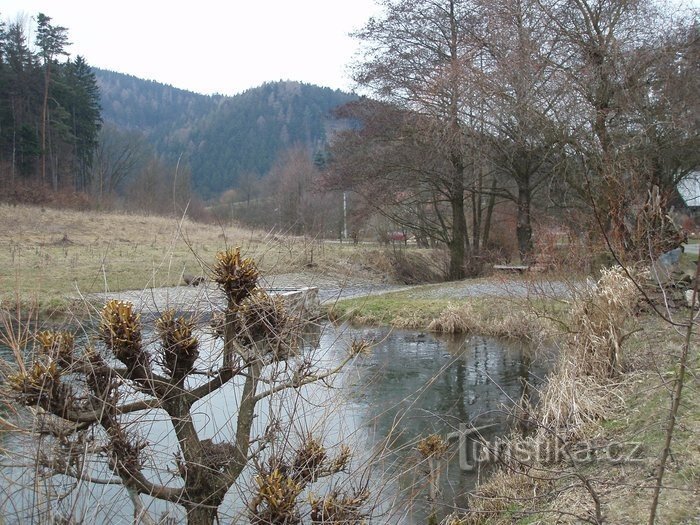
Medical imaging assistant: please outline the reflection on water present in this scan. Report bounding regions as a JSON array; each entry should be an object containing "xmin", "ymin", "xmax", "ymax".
[
  {"xmin": 0, "ymin": 322, "xmax": 544, "ymax": 524},
  {"xmin": 334, "ymin": 325, "xmax": 546, "ymax": 524}
]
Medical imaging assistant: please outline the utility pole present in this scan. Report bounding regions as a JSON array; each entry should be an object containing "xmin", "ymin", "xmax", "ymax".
[{"xmin": 343, "ymin": 191, "xmax": 348, "ymax": 240}]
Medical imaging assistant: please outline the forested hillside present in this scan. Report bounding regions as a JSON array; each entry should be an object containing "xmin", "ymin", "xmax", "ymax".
[
  {"xmin": 187, "ymin": 81, "xmax": 356, "ymax": 197},
  {"xmin": 95, "ymin": 70, "xmax": 357, "ymax": 198},
  {"xmin": 95, "ymin": 69, "xmax": 219, "ymax": 144}
]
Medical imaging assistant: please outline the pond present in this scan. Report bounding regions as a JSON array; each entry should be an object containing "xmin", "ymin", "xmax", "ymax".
[{"xmin": 0, "ymin": 321, "xmax": 546, "ymax": 524}]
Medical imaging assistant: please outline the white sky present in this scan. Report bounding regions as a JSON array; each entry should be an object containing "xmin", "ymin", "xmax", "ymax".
[{"xmin": 1, "ymin": 0, "xmax": 381, "ymax": 96}]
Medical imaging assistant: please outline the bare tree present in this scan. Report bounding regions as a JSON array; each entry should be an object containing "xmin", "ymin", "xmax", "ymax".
[
  {"xmin": 2, "ymin": 248, "xmax": 369, "ymax": 524},
  {"xmin": 91, "ymin": 124, "xmax": 151, "ymax": 201},
  {"xmin": 540, "ymin": 0, "xmax": 698, "ymax": 258},
  {"xmin": 266, "ymin": 146, "xmax": 318, "ymax": 236},
  {"xmin": 351, "ymin": 0, "xmax": 487, "ymax": 279},
  {"xmin": 325, "ymin": 100, "xmax": 491, "ymax": 263},
  {"xmin": 473, "ymin": 0, "xmax": 568, "ymax": 261}
]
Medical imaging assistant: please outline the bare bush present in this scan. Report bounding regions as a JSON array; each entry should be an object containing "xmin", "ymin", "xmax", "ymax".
[{"xmin": 387, "ymin": 249, "xmax": 446, "ymax": 284}]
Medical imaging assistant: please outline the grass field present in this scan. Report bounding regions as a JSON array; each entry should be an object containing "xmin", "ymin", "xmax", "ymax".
[{"xmin": 0, "ymin": 204, "xmax": 389, "ymax": 315}]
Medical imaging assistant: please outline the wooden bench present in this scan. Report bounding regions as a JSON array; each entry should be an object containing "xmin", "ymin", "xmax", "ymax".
[{"xmin": 493, "ymin": 264, "xmax": 530, "ymax": 273}]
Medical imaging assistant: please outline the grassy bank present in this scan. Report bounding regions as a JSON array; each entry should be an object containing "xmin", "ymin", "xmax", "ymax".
[
  {"xmin": 448, "ymin": 321, "xmax": 699, "ymax": 525},
  {"xmin": 330, "ymin": 267, "xmax": 699, "ymax": 524},
  {"xmin": 328, "ymin": 282, "xmax": 568, "ymax": 340},
  {"xmin": 444, "ymin": 270, "xmax": 700, "ymax": 524}
]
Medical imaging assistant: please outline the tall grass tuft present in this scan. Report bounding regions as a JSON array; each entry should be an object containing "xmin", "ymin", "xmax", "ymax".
[
  {"xmin": 427, "ymin": 300, "xmax": 550, "ymax": 341},
  {"xmin": 427, "ymin": 303, "xmax": 474, "ymax": 333},
  {"xmin": 537, "ymin": 266, "xmax": 640, "ymax": 439},
  {"xmin": 567, "ymin": 266, "xmax": 641, "ymax": 378}
]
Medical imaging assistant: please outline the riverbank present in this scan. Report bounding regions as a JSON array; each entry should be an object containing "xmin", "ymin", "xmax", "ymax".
[
  {"xmin": 448, "ymin": 316, "xmax": 700, "ymax": 525},
  {"xmin": 327, "ymin": 266, "xmax": 699, "ymax": 524},
  {"xmin": 327, "ymin": 277, "xmax": 575, "ymax": 341}
]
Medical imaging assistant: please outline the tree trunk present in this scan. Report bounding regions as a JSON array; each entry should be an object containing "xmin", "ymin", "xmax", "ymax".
[
  {"xmin": 482, "ymin": 178, "xmax": 498, "ymax": 248},
  {"xmin": 471, "ymin": 184, "xmax": 482, "ymax": 254},
  {"xmin": 449, "ymin": 158, "xmax": 468, "ymax": 280},
  {"xmin": 41, "ymin": 64, "xmax": 50, "ymax": 184},
  {"xmin": 446, "ymin": 0, "xmax": 468, "ymax": 280},
  {"xmin": 186, "ymin": 504, "xmax": 218, "ymax": 525},
  {"xmin": 516, "ymin": 179, "xmax": 533, "ymax": 263}
]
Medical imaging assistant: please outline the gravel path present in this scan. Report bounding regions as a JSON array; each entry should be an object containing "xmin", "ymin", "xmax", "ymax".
[
  {"xmin": 397, "ymin": 278, "xmax": 577, "ymax": 300},
  {"xmin": 85, "ymin": 271, "xmax": 577, "ymax": 317},
  {"xmin": 83, "ymin": 271, "xmax": 404, "ymax": 315}
]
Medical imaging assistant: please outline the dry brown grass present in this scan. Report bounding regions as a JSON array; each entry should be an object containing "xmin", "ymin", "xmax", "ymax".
[
  {"xmin": 425, "ymin": 301, "xmax": 547, "ymax": 340},
  {"xmin": 0, "ymin": 205, "xmax": 253, "ymax": 306},
  {"xmin": 567, "ymin": 266, "xmax": 642, "ymax": 378},
  {"xmin": 444, "ymin": 468, "xmax": 556, "ymax": 524},
  {"xmin": 536, "ymin": 366, "xmax": 621, "ymax": 441},
  {"xmin": 0, "ymin": 204, "xmax": 387, "ymax": 315},
  {"xmin": 531, "ymin": 266, "xmax": 642, "ymax": 441}
]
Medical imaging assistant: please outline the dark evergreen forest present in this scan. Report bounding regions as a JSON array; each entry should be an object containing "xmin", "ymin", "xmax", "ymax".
[{"xmin": 0, "ymin": 14, "xmax": 101, "ymax": 193}]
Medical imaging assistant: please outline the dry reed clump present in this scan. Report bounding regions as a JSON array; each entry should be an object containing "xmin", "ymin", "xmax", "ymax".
[
  {"xmin": 427, "ymin": 303, "xmax": 476, "ymax": 333},
  {"xmin": 427, "ymin": 301, "xmax": 549, "ymax": 341},
  {"xmin": 391, "ymin": 309, "xmax": 430, "ymax": 329},
  {"xmin": 443, "ymin": 467, "xmax": 555, "ymax": 525},
  {"xmin": 535, "ymin": 266, "xmax": 639, "ymax": 439},
  {"xmin": 489, "ymin": 308, "xmax": 549, "ymax": 342},
  {"xmin": 387, "ymin": 250, "xmax": 445, "ymax": 284},
  {"xmin": 568, "ymin": 265, "xmax": 641, "ymax": 378},
  {"xmin": 536, "ymin": 364, "xmax": 621, "ymax": 441}
]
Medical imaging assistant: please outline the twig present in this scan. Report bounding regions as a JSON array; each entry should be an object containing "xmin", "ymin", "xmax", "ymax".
[{"xmin": 648, "ymin": 259, "xmax": 698, "ymax": 524}]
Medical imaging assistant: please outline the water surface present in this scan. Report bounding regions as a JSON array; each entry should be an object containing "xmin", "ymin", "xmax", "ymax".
[{"xmin": 0, "ymin": 322, "xmax": 544, "ymax": 524}]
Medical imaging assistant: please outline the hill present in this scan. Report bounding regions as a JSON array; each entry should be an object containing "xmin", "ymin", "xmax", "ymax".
[{"xmin": 94, "ymin": 70, "xmax": 357, "ymax": 198}]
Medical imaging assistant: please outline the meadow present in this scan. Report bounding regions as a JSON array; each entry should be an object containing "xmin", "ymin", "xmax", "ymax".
[{"xmin": 0, "ymin": 204, "xmax": 387, "ymax": 316}]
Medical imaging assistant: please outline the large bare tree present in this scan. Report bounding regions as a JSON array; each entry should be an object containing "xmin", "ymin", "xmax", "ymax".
[
  {"xmin": 350, "ymin": 0, "xmax": 485, "ymax": 279},
  {"xmin": 540, "ymin": 0, "xmax": 698, "ymax": 257},
  {"xmin": 473, "ymin": 0, "xmax": 567, "ymax": 261},
  {"xmin": 325, "ymin": 100, "xmax": 481, "ymax": 261}
]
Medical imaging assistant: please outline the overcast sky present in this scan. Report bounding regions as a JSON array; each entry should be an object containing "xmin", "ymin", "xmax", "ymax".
[{"xmin": 1, "ymin": 0, "xmax": 381, "ymax": 96}]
